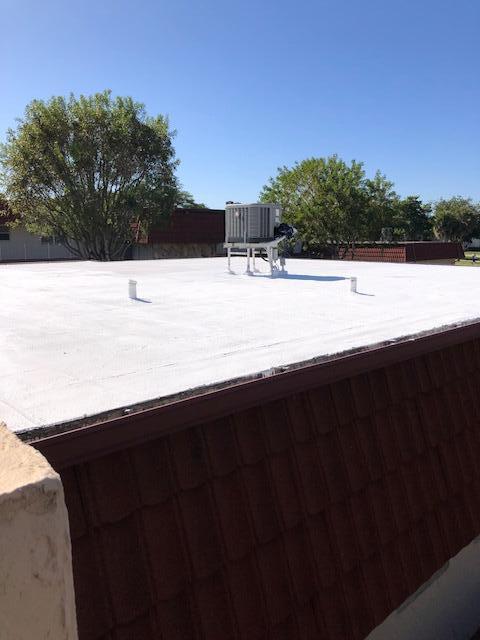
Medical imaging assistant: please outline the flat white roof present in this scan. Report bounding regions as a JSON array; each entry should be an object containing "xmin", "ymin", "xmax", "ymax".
[{"xmin": 1, "ymin": 257, "xmax": 479, "ymax": 433}]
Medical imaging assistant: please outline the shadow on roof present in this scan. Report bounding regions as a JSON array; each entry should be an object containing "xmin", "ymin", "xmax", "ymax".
[
  {"xmin": 258, "ymin": 274, "xmax": 347, "ymax": 282},
  {"xmin": 131, "ymin": 297, "xmax": 152, "ymax": 304}
]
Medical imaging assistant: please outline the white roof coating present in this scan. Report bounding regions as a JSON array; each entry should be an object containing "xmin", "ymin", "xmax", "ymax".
[{"xmin": 1, "ymin": 257, "xmax": 479, "ymax": 433}]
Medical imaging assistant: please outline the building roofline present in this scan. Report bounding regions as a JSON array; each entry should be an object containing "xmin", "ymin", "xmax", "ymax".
[{"xmin": 29, "ymin": 319, "xmax": 480, "ymax": 469}]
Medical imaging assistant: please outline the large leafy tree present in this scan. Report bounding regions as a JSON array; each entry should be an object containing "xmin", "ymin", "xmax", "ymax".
[
  {"xmin": 433, "ymin": 196, "xmax": 480, "ymax": 244},
  {"xmin": 176, "ymin": 190, "xmax": 207, "ymax": 208},
  {"xmin": 0, "ymin": 193, "xmax": 9, "ymax": 216},
  {"xmin": 395, "ymin": 196, "xmax": 433, "ymax": 240},
  {"xmin": 1, "ymin": 91, "xmax": 179, "ymax": 260},
  {"xmin": 260, "ymin": 155, "xmax": 369, "ymax": 255},
  {"xmin": 260, "ymin": 156, "xmax": 440, "ymax": 250},
  {"xmin": 363, "ymin": 172, "xmax": 399, "ymax": 241}
]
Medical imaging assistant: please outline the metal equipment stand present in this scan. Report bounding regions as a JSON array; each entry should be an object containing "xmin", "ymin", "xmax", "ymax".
[{"xmin": 225, "ymin": 239, "xmax": 288, "ymax": 277}]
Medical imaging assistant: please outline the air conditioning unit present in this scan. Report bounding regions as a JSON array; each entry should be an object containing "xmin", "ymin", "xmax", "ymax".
[{"xmin": 225, "ymin": 203, "xmax": 282, "ymax": 244}]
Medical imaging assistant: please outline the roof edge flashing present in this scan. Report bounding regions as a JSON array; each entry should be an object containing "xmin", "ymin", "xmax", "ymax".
[{"xmin": 28, "ymin": 318, "xmax": 480, "ymax": 469}]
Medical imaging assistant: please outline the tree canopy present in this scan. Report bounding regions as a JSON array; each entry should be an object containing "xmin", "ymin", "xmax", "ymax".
[
  {"xmin": 260, "ymin": 155, "xmax": 434, "ymax": 254},
  {"xmin": 432, "ymin": 197, "xmax": 480, "ymax": 244},
  {"xmin": 175, "ymin": 190, "xmax": 207, "ymax": 209},
  {"xmin": 394, "ymin": 196, "xmax": 433, "ymax": 241},
  {"xmin": 1, "ymin": 91, "xmax": 179, "ymax": 260},
  {"xmin": 260, "ymin": 156, "xmax": 369, "ymax": 254},
  {"xmin": 363, "ymin": 172, "xmax": 399, "ymax": 241}
]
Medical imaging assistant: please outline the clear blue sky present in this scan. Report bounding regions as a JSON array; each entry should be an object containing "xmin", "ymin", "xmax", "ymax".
[{"xmin": 2, "ymin": 0, "xmax": 479, "ymax": 208}]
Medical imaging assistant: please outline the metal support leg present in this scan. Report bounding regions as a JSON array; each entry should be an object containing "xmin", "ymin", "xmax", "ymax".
[
  {"xmin": 227, "ymin": 247, "xmax": 231, "ymax": 272},
  {"xmin": 246, "ymin": 248, "xmax": 252, "ymax": 274},
  {"xmin": 268, "ymin": 247, "xmax": 274, "ymax": 276},
  {"xmin": 252, "ymin": 248, "xmax": 256, "ymax": 272}
]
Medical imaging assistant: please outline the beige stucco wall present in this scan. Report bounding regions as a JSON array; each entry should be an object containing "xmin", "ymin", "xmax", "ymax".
[
  {"xmin": 0, "ymin": 424, "xmax": 78, "ymax": 640},
  {"xmin": 132, "ymin": 241, "xmax": 224, "ymax": 259}
]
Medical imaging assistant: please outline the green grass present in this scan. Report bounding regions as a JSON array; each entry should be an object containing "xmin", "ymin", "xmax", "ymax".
[{"xmin": 455, "ymin": 251, "xmax": 480, "ymax": 267}]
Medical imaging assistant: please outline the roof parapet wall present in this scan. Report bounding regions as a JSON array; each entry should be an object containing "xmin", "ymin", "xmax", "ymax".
[{"xmin": 0, "ymin": 423, "xmax": 78, "ymax": 640}]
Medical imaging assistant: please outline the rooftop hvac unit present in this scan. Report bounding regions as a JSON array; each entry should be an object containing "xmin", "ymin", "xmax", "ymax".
[
  {"xmin": 224, "ymin": 203, "xmax": 295, "ymax": 277},
  {"xmin": 225, "ymin": 203, "xmax": 281, "ymax": 244}
]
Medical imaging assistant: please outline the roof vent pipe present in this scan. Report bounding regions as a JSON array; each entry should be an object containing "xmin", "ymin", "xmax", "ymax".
[
  {"xmin": 350, "ymin": 277, "xmax": 357, "ymax": 293},
  {"xmin": 128, "ymin": 279, "xmax": 137, "ymax": 300}
]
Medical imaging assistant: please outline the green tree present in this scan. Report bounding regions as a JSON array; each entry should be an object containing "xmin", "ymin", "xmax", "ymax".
[
  {"xmin": 363, "ymin": 171, "xmax": 399, "ymax": 241},
  {"xmin": 1, "ymin": 91, "xmax": 179, "ymax": 260},
  {"xmin": 260, "ymin": 155, "xmax": 369, "ymax": 256},
  {"xmin": 0, "ymin": 193, "xmax": 8, "ymax": 217},
  {"xmin": 176, "ymin": 190, "xmax": 207, "ymax": 208},
  {"xmin": 395, "ymin": 196, "xmax": 433, "ymax": 240},
  {"xmin": 433, "ymin": 197, "xmax": 480, "ymax": 243}
]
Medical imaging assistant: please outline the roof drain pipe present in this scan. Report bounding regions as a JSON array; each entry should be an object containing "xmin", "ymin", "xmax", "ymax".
[{"xmin": 128, "ymin": 279, "xmax": 137, "ymax": 300}]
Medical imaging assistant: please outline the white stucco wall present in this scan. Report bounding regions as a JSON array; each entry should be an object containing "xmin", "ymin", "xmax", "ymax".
[
  {"xmin": 0, "ymin": 424, "xmax": 78, "ymax": 639},
  {"xmin": 0, "ymin": 227, "xmax": 76, "ymax": 262}
]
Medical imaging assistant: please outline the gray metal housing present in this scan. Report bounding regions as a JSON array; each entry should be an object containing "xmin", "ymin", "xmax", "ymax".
[{"xmin": 225, "ymin": 203, "xmax": 282, "ymax": 243}]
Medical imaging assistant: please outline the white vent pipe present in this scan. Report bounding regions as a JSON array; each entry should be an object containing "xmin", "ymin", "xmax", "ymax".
[{"xmin": 128, "ymin": 279, "xmax": 137, "ymax": 299}]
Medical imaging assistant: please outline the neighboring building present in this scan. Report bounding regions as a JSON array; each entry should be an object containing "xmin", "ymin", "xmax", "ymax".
[
  {"xmin": 338, "ymin": 241, "xmax": 464, "ymax": 265},
  {"xmin": 0, "ymin": 224, "xmax": 77, "ymax": 262},
  {"xmin": 2, "ymin": 210, "xmax": 463, "ymax": 267},
  {"xmin": 3, "ymin": 258, "xmax": 480, "ymax": 639},
  {"xmin": 0, "ymin": 207, "xmax": 225, "ymax": 262},
  {"xmin": 0, "ymin": 201, "xmax": 77, "ymax": 262},
  {"xmin": 133, "ymin": 207, "xmax": 225, "ymax": 259}
]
